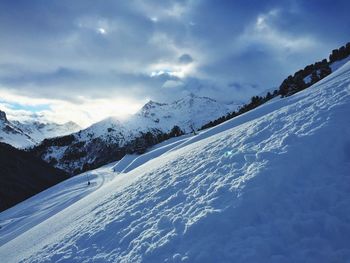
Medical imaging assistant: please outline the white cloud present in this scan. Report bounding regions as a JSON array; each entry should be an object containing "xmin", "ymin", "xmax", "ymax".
[
  {"xmin": 138, "ymin": 1, "xmax": 192, "ymax": 21},
  {"xmin": 76, "ymin": 16, "xmax": 110, "ymax": 36},
  {"xmin": 149, "ymin": 61, "xmax": 196, "ymax": 79},
  {"xmin": 97, "ymin": 27, "xmax": 107, "ymax": 35},
  {"xmin": 162, "ymin": 79, "xmax": 184, "ymax": 89},
  {"xmin": 164, "ymin": 3, "xmax": 187, "ymax": 18},
  {"xmin": 150, "ymin": 17, "xmax": 158, "ymax": 23}
]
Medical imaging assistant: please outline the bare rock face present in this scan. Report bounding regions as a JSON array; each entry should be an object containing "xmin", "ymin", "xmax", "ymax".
[{"xmin": 0, "ymin": 110, "xmax": 8, "ymax": 123}]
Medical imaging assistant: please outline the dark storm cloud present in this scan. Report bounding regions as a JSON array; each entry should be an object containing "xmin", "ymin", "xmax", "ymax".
[{"xmin": 0, "ymin": 0, "xmax": 349, "ymax": 104}]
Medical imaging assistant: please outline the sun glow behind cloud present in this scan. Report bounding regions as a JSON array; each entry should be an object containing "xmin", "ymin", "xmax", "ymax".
[
  {"xmin": 149, "ymin": 56, "xmax": 197, "ymax": 79},
  {"xmin": 0, "ymin": 89, "xmax": 143, "ymax": 127},
  {"xmin": 97, "ymin": 27, "xmax": 107, "ymax": 35}
]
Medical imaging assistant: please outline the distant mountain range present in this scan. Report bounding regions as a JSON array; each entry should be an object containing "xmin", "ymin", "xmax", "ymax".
[
  {"xmin": 0, "ymin": 110, "xmax": 81, "ymax": 148},
  {"xmin": 31, "ymin": 94, "xmax": 240, "ymax": 174}
]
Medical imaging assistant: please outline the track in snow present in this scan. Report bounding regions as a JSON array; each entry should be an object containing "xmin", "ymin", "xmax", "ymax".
[{"xmin": 0, "ymin": 162, "xmax": 115, "ymax": 246}]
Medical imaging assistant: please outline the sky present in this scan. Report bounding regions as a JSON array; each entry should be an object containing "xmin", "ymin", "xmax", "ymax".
[{"xmin": 0, "ymin": 0, "xmax": 349, "ymax": 127}]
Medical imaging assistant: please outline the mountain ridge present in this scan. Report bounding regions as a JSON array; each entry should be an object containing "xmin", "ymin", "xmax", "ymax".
[
  {"xmin": 31, "ymin": 94, "xmax": 239, "ymax": 174},
  {"xmin": 0, "ymin": 110, "xmax": 81, "ymax": 149}
]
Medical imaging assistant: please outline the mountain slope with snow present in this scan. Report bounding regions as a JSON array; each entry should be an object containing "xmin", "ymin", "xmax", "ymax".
[
  {"xmin": 0, "ymin": 110, "xmax": 35, "ymax": 148},
  {"xmin": 32, "ymin": 95, "xmax": 237, "ymax": 174},
  {"xmin": 0, "ymin": 110, "xmax": 81, "ymax": 148},
  {"xmin": 1, "ymin": 62, "xmax": 350, "ymax": 262},
  {"xmin": 13, "ymin": 120, "xmax": 81, "ymax": 143}
]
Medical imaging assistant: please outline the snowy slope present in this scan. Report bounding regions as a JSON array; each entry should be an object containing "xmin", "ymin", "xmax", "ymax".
[
  {"xmin": 114, "ymin": 134, "xmax": 194, "ymax": 173},
  {"xmin": 330, "ymin": 56, "xmax": 350, "ymax": 72},
  {"xmin": 13, "ymin": 120, "xmax": 81, "ymax": 143},
  {"xmin": 34, "ymin": 94, "xmax": 237, "ymax": 174},
  {"xmin": 0, "ymin": 110, "xmax": 36, "ymax": 148},
  {"xmin": 0, "ymin": 110, "xmax": 80, "ymax": 148},
  {"xmin": 1, "ymin": 62, "xmax": 350, "ymax": 262},
  {"xmin": 0, "ymin": 162, "xmax": 116, "ymax": 246}
]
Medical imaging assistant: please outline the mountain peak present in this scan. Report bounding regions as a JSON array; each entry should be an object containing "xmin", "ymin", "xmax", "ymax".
[
  {"xmin": 63, "ymin": 121, "xmax": 81, "ymax": 129},
  {"xmin": 0, "ymin": 109, "xmax": 8, "ymax": 123},
  {"xmin": 144, "ymin": 100, "xmax": 167, "ymax": 107},
  {"xmin": 0, "ymin": 111, "xmax": 82, "ymax": 148},
  {"xmin": 138, "ymin": 100, "xmax": 167, "ymax": 117},
  {"xmin": 173, "ymin": 94, "xmax": 217, "ymax": 107}
]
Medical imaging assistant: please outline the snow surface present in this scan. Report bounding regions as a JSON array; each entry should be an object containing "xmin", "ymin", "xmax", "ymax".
[
  {"xmin": 1, "ymin": 62, "xmax": 350, "ymax": 262},
  {"xmin": 303, "ymin": 74, "xmax": 313, "ymax": 84},
  {"xmin": 113, "ymin": 134, "xmax": 194, "ymax": 173},
  {"xmin": 0, "ymin": 114, "xmax": 80, "ymax": 149},
  {"xmin": 0, "ymin": 125, "xmax": 35, "ymax": 149},
  {"xmin": 0, "ymin": 162, "xmax": 116, "ymax": 246},
  {"xmin": 14, "ymin": 120, "xmax": 81, "ymax": 143},
  {"xmin": 330, "ymin": 56, "xmax": 350, "ymax": 72}
]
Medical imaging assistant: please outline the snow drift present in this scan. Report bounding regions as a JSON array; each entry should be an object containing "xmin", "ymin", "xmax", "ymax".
[{"xmin": 1, "ymin": 62, "xmax": 350, "ymax": 262}]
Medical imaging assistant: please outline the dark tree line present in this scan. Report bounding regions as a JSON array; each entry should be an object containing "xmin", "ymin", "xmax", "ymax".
[
  {"xmin": 278, "ymin": 59, "xmax": 331, "ymax": 97},
  {"xmin": 31, "ymin": 125, "xmax": 185, "ymax": 174},
  {"xmin": 200, "ymin": 41, "xmax": 350, "ymax": 131},
  {"xmin": 329, "ymin": 42, "xmax": 350, "ymax": 63},
  {"xmin": 131, "ymin": 125, "xmax": 184, "ymax": 154},
  {"xmin": 200, "ymin": 90, "xmax": 279, "ymax": 130},
  {"xmin": 279, "ymin": 42, "xmax": 350, "ymax": 97}
]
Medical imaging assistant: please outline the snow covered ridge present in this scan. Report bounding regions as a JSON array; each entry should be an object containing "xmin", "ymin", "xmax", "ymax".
[
  {"xmin": 31, "ymin": 94, "xmax": 238, "ymax": 174},
  {"xmin": 0, "ymin": 110, "xmax": 35, "ymax": 148},
  {"xmin": 0, "ymin": 110, "xmax": 81, "ymax": 149},
  {"xmin": 2, "ymin": 62, "xmax": 350, "ymax": 262}
]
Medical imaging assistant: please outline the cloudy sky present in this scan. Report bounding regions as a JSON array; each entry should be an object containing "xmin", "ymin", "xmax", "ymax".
[{"xmin": 0, "ymin": 0, "xmax": 349, "ymax": 127}]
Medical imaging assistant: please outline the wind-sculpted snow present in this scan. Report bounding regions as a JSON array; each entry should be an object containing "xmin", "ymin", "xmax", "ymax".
[
  {"xmin": 114, "ymin": 134, "xmax": 193, "ymax": 173},
  {"xmin": 1, "ymin": 63, "xmax": 350, "ymax": 262}
]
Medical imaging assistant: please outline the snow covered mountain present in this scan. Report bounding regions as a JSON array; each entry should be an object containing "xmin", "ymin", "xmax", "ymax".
[
  {"xmin": 1, "ymin": 60, "xmax": 350, "ymax": 262},
  {"xmin": 0, "ymin": 110, "xmax": 81, "ymax": 148},
  {"xmin": 138, "ymin": 94, "xmax": 239, "ymax": 132},
  {"xmin": 32, "ymin": 94, "xmax": 238, "ymax": 174},
  {"xmin": 12, "ymin": 119, "xmax": 81, "ymax": 144}
]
